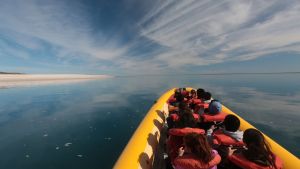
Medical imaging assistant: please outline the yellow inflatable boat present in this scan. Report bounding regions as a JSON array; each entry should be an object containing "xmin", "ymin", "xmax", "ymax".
[{"xmin": 113, "ymin": 88, "xmax": 300, "ymax": 169}]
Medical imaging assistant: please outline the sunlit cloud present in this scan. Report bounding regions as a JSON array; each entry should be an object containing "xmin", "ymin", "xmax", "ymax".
[
  {"xmin": 0, "ymin": 0, "xmax": 125, "ymax": 62},
  {"xmin": 0, "ymin": 0, "xmax": 300, "ymax": 74},
  {"xmin": 139, "ymin": 0, "xmax": 300, "ymax": 68}
]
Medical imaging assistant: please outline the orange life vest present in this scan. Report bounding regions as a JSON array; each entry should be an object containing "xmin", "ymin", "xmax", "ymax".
[
  {"xmin": 194, "ymin": 103, "xmax": 209, "ymax": 113},
  {"xmin": 191, "ymin": 98, "xmax": 202, "ymax": 104},
  {"xmin": 174, "ymin": 150, "xmax": 221, "ymax": 169},
  {"xmin": 169, "ymin": 127, "xmax": 205, "ymax": 136},
  {"xmin": 212, "ymin": 130, "xmax": 244, "ymax": 146},
  {"xmin": 228, "ymin": 153, "xmax": 283, "ymax": 169},
  {"xmin": 168, "ymin": 95, "xmax": 177, "ymax": 104},
  {"xmin": 169, "ymin": 113, "xmax": 200, "ymax": 122},
  {"xmin": 201, "ymin": 112, "xmax": 227, "ymax": 122},
  {"xmin": 181, "ymin": 90, "xmax": 189, "ymax": 97}
]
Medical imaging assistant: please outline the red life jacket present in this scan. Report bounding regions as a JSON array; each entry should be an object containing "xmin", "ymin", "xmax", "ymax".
[
  {"xmin": 168, "ymin": 95, "xmax": 177, "ymax": 104},
  {"xmin": 181, "ymin": 90, "xmax": 189, "ymax": 97},
  {"xmin": 194, "ymin": 103, "xmax": 209, "ymax": 113},
  {"xmin": 228, "ymin": 153, "xmax": 283, "ymax": 169},
  {"xmin": 191, "ymin": 98, "xmax": 202, "ymax": 104},
  {"xmin": 167, "ymin": 128, "xmax": 205, "ymax": 163},
  {"xmin": 169, "ymin": 113, "xmax": 200, "ymax": 122},
  {"xmin": 174, "ymin": 150, "xmax": 221, "ymax": 169},
  {"xmin": 212, "ymin": 130, "xmax": 244, "ymax": 146},
  {"xmin": 169, "ymin": 127, "xmax": 205, "ymax": 136},
  {"xmin": 201, "ymin": 112, "xmax": 227, "ymax": 122}
]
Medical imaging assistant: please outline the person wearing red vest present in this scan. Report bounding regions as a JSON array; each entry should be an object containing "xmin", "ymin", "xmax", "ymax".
[
  {"xmin": 196, "ymin": 88, "xmax": 205, "ymax": 101},
  {"xmin": 227, "ymin": 129, "xmax": 283, "ymax": 169},
  {"xmin": 174, "ymin": 133, "xmax": 221, "ymax": 169},
  {"xmin": 203, "ymin": 92, "xmax": 212, "ymax": 104},
  {"xmin": 167, "ymin": 102, "xmax": 197, "ymax": 129},
  {"xmin": 167, "ymin": 112, "xmax": 200, "ymax": 163},
  {"xmin": 199, "ymin": 100, "xmax": 226, "ymax": 130},
  {"xmin": 207, "ymin": 115, "xmax": 244, "ymax": 168},
  {"xmin": 207, "ymin": 114, "xmax": 244, "ymax": 144},
  {"xmin": 187, "ymin": 89, "xmax": 197, "ymax": 101}
]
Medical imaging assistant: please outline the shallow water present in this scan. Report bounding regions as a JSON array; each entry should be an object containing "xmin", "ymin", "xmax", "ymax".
[{"xmin": 0, "ymin": 74, "xmax": 299, "ymax": 169}]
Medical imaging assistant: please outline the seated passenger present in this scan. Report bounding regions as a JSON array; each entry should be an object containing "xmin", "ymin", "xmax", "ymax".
[
  {"xmin": 181, "ymin": 88, "xmax": 189, "ymax": 97},
  {"xmin": 168, "ymin": 89, "xmax": 180, "ymax": 104},
  {"xmin": 167, "ymin": 113, "xmax": 201, "ymax": 162},
  {"xmin": 207, "ymin": 115, "xmax": 244, "ymax": 167},
  {"xmin": 203, "ymin": 92, "xmax": 212, "ymax": 103},
  {"xmin": 190, "ymin": 88, "xmax": 205, "ymax": 105},
  {"xmin": 187, "ymin": 89, "xmax": 197, "ymax": 101},
  {"xmin": 167, "ymin": 102, "xmax": 196, "ymax": 129},
  {"xmin": 199, "ymin": 100, "xmax": 226, "ymax": 130},
  {"xmin": 168, "ymin": 91, "xmax": 185, "ymax": 113},
  {"xmin": 207, "ymin": 114, "xmax": 243, "ymax": 143},
  {"xmin": 207, "ymin": 100, "xmax": 221, "ymax": 115},
  {"xmin": 174, "ymin": 133, "xmax": 221, "ymax": 169},
  {"xmin": 174, "ymin": 112, "xmax": 198, "ymax": 128},
  {"xmin": 196, "ymin": 88, "xmax": 205, "ymax": 100},
  {"xmin": 227, "ymin": 129, "xmax": 283, "ymax": 169}
]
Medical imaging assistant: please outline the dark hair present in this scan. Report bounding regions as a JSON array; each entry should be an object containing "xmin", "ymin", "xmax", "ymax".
[
  {"xmin": 176, "ymin": 112, "xmax": 197, "ymax": 128},
  {"xmin": 204, "ymin": 92, "xmax": 212, "ymax": 101},
  {"xmin": 178, "ymin": 102, "xmax": 192, "ymax": 116},
  {"xmin": 184, "ymin": 133, "xmax": 213, "ymax": 163},
  {"xmin": 224, "ymin": 115, "xmax": 240, "ymax": 132},
  {"xmin": 178, "ymin": 102, "xmax": 189, "ymax": 111},
  {"xmin": 243, "ymin": 129, "xmax": 276, "ymax": 168},
  {"xmin": 174, "ymin": 89, "xmax": 181, "ymax": 96},
  {"xmin": 191, "ymin": 89, "xmax": 196, "ymax": 95},
  {"xmin": 175, "ymin": 93, "xmax": 184, "ymax": 102},
  {"xmin": 197, "ymin": 88, "xmax": 205, "ymax": 99}
]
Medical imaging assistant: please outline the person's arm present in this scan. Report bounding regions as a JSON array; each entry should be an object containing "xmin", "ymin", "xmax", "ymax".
[{"xmin": 206, "ymin": 125, "xmax": 216, "ymax": 144}]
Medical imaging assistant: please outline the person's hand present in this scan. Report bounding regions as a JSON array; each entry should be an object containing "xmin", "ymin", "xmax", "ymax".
[
  {"xmin": 228, "ymin": 146, "xmax": 237, "ymax": 156},
  {"xmin": 210, "ymin": 125, "xmax": 216, "ymax": 130},
  {"xmin": 178, "ymin": 147, "xmax": 184, "ymax": 156}
]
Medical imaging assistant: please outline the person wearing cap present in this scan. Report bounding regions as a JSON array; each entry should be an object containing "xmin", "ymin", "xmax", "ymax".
[
  {"xmin": 198, "ymin": 100, "xmax": 224, "ymax": 130},
  {"xmin": 207, "ymin": 100, "xmax": 222, "ymax": 115}
]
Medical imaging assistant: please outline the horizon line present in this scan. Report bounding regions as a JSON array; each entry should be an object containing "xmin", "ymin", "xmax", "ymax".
[{"xmin": 116, "ymin": 71, "xmax": 300, "ymax": 77}]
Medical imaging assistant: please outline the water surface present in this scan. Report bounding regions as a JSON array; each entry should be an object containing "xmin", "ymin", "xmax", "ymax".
[{"xmin": 0, "ymin": 74, "xmax": 299, "ymax": 169}]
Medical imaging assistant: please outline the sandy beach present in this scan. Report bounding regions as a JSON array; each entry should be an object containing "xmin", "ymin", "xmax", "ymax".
[{"xmin": 0, "ymin": 74, "xmax": 112, "ymax": 88}]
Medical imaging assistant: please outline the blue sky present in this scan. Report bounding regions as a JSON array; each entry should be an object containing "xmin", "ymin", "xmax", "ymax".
[{"xmin": 0, "ymin": 0, "xmax": 300, "ymax": 75}]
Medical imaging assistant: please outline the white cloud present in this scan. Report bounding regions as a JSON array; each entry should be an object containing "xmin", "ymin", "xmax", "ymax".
[
  {"xmin": 0, "ymin": 0, "xmax": 126, "ymax": 62},
  {"xmin": 139, "ymin": 0, "xmax": 300, "ymax": 68},
  {"xmin": 1, "ymin": 0, "xmax": 300, "ymax": 73}
]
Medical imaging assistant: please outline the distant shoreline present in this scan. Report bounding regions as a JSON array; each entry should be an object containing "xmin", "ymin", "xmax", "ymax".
[
  {"xmin": 0, "ymin": 74, "xmax": 112, "ymax": 88},
  {"xmin": 0, "ymin": 72, "xmax": 23, "ymax": 75}
]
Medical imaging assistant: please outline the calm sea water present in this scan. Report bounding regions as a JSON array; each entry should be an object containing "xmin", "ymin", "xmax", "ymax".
[{"xmin": 0, "ymin": 74, "xmax": 300, "ymax": 169}]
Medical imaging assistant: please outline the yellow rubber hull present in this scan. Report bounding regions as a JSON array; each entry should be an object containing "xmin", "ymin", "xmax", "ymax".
[{"xmin": 113, "ymin": 88, "xmax": 299, "ymax": 169}]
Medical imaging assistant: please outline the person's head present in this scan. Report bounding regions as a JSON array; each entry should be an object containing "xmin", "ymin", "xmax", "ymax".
[
  {"xmin": 191, "ymin": 89, "xmax": 196, "ymax": 95},
  {"xmin": 178, "ymin": 102, "xmax": 189, "ymax": 111},
  {"xmin": 183, "ymin": 133, "xmax": 213, "ymax": 163},
  {"xmin": 224, "ymin": 115, "xmax": 240, "ymax": 132},
  {"xmin": 181, "ymin": 88, "xmax": 188, "ymax": 96},
  {"xmin": 243, "ymin": 129, "xmax": 276, "ymax": 167},
  {"xmin": 175, "ymin": 93, "xmax": 184, "ymax": 102},
  {"xmin": 174, "ymin": 89, "xmax": 181, "ymax": 96},
  {"xmin": 177, "ymin": 112, "xmax": 197, "ymax": 128},
  {"xmin": 208, "ymin": 100, "xmax": 222, "ymax": 114},
  {"xmin": 197, "ymin": 88, "xmax": 205, "ymax": 99},
  {"xmin": 204, "ymin": 92, "xmax": 212, "ymax": 101},
  {"xmin": 178, "ymin": 102, "xmax": 192, "ymax": 116}
]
